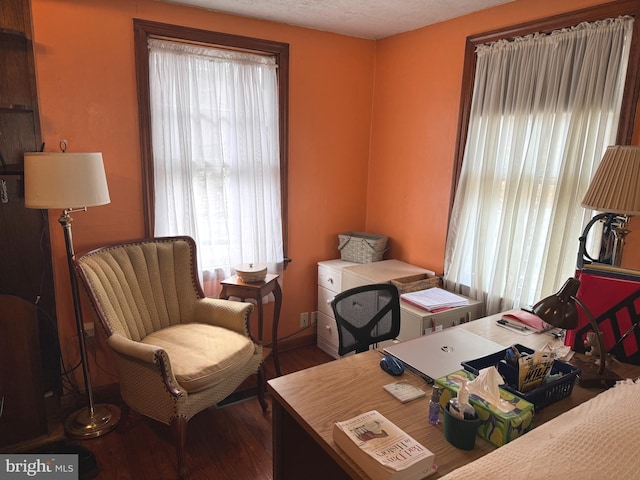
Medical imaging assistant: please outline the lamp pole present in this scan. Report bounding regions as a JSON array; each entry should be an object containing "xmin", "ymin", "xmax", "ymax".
[{"xmin": 61, "ymin": 208, "xmax": 120, "ymax": 439}]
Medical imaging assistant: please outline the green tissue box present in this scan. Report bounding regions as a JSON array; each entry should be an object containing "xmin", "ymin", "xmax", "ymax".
[{"xmin": 435, "ymin": 370, "xmax": 534, "ymax": 447}]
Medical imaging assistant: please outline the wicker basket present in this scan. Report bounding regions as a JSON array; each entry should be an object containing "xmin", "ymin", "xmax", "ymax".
[
  {"xmin": 338, "ymin": 232, "xmax": 388, "ymax": 263},
  {"xmin": 390, "ymin": 273, "xmax": 442, "ymax": 294},
  {"xmin": 462, "ymin": 344, "xmax": 580, "ymax": 411}
]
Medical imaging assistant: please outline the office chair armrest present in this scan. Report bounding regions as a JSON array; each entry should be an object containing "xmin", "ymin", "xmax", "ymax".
[
  {"xmin": 194, "ymin": 298, "xmax": 254, "ymax": 337},
  {"xmin": 107, "ymin": 333, "xmax": 184, "ymax": 398}
]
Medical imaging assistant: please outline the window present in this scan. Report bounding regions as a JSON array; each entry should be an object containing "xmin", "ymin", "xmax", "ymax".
[
  {"xmin": 134, "ymin": 20, "xmax": 289, "ymax": 295},
  {"xmin": 445, "ymin": 1, "xmax": 640, "ymax": 315}
]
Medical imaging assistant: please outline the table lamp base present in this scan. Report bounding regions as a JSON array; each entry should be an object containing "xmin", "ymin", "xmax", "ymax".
[{"xmin": 570, "ymin": 356, "xmax": 621, "ymax": 389}]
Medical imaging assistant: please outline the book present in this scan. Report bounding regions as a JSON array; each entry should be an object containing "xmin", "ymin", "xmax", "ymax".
[
  {"xmin": 333, "ymin": 410, "xmax": 436, "ymax": 480},
  {"xmin": 516, "ymin": 350, "xmax": 555, "ymax": 392},
  {"xmin": 400, "ymin": 288, "xmax": 468, "ymax": 312},
  {"xmin": 383, "ymin": 381, "xmax": 426, "ymax": 403}
]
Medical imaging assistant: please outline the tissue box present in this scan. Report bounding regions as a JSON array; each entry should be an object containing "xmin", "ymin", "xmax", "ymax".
[{"xmin": 435, "ymin": 370, "xmax": 534, "ymax": 447}]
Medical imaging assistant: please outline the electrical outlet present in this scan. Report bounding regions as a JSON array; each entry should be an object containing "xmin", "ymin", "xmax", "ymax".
[
  {"xmin": 300, "ymin": 312, "xmax": 309, "ymax": 328},
  {"xmin": 311, "ymin": 311, "xmax": 318, "ymax": 325}
]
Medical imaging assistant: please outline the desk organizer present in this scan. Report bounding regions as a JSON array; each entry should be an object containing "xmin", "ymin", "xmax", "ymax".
[
  {"xmin": 462, "ymin": 344, "xmax": 581, "ymax": 411},
  {"xmin": 436, "ymin": 370, "xmax": 534, "ymax": 447},
  {"xmin": 390, "ymin": 273, "xmax": 442, "ymax": 294}
]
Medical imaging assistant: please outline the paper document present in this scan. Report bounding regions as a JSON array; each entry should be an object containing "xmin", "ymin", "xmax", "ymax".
[{"xmin": 400, "ymin": 287, "xmax": 468, "ymax": 311}]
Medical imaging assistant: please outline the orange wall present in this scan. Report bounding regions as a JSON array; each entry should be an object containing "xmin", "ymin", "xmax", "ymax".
[
  {"xmin": 368, "ymin": 0, "xmax": 639, "ymax": 272},
  {"xmin": 30, "ymin": 0, "xmax": 639, "ymax": 387},
  {"xmin": 31, "ymin": 0, "xmax": 375, "ymax": 384}
]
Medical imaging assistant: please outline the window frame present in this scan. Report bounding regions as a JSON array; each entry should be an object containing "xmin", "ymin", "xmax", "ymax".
[
  {"xmin": 450, "ymin": 0, "xmax": 640, "ymax": 214},
  {"xmin": 133, "ymin": 19, "xmax": 290, "ymax": 262}
]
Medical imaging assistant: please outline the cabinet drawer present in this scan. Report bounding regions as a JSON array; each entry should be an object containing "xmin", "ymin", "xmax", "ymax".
[
  {"xmin": 317, "ymin": 311, "xmax": 339, "ymax": 350},
  {"xmin": 317, "ymin": 285, "xmax": 336, "ymax": 317},
  {"xmin": 318, "ymin": 264, "xmax": 343, "ymax": 292}
]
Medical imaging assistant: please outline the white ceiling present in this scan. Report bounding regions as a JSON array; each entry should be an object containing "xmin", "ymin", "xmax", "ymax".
[{"xmin": 162, "ymin": 0, "xmax": 516, "ymax": 39}]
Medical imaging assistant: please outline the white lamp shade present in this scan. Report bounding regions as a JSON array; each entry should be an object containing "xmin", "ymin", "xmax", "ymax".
[
  {"xmin": 24, "ymin": 152, "xmax": 111, "ymax": 209},
  {"xmin": 581, "ymin": 145, "xmax": 640, "ymax": 216}
]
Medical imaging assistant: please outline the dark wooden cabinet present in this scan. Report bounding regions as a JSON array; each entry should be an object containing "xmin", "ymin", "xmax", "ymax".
[
  {"xmin": 0, "ymin": 0, "xmax": 59, "ymax": 449},
  {"xmin": 0, "ymin": 1, "xmax": 41, "ymax": 170},
  {"xmin": 0, "ymin": 296, "xmax": 47, "ymax": 446}
]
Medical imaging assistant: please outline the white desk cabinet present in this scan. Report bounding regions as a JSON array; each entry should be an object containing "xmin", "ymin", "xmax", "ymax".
[
  {"xmin": 341, "ymin": 260, "xmax": 435, "ymax": 291},
  {"xmin": 317, "ymin": 259, "xmax": 484, "ymax": 357},
  {"xmin": 317, "ymin": 259, "xmax": 357, "ymax": 358},
  {"xmin": 398, "ymin": 297, "xmax": 482, "ymax": 341}
]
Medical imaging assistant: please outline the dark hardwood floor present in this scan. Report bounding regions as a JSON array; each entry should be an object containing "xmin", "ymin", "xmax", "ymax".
[{"xmin": 72, "ymin": 344, "xmax": 334, "ymax": 480}]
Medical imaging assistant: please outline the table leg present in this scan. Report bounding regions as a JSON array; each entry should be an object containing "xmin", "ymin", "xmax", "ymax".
[
  {"xmin": 272, "ymin": 281, "xmax": 282, "ymax": 376},
  {"xmin": 256, "ymin": 293, "xmax": 264, "ymax": 343}
]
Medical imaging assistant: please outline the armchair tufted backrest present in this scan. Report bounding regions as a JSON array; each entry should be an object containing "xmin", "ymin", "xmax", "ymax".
[{"xmin": 74, "ymin": 236, "xmax": 204, "ymax": 342}]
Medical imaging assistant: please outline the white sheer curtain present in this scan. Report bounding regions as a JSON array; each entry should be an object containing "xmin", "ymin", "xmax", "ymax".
[
  {"xmin": 445, "ymin": 17, "xmax": 634, "ymax": 315},
  {"xmin": 148, "ymin": 38, "xmax": 284, "ymax": 297}
]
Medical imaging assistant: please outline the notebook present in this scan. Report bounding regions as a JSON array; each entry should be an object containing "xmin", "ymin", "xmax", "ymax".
[{"xmin": 383, "ymin": 328, "xmax": 505, "ymax": 383}]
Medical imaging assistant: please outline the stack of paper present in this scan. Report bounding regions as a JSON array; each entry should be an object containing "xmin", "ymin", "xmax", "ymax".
[{"xmin": 400, "ymin": 288, "xmax": 468, "ymax": 312}]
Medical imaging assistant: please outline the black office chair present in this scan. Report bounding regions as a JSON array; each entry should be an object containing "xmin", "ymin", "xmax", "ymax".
[{"xmin": 331, "ymin": 283, "xmax": 401, "ymax": 356}]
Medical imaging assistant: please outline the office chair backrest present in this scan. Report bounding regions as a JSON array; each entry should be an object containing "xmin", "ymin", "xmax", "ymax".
[{"xmin": 331, "ymin": 283, "xmax": 401, "ymax": 356}]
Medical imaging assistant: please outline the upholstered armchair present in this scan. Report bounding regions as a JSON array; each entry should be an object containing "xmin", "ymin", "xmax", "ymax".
[{"xmin": 73, "ymin": 236, "xmax": 266, "ymax": 478}]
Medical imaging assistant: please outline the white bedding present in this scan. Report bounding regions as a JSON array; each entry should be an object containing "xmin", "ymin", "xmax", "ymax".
[{"xmin": 439, "ymin": 379, "xmax": 640, "ymax": 480}]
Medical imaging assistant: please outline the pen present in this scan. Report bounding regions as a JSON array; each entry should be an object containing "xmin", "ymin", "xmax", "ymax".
[{"xmin": 497, "ymin": 319, "xmax": 528, "ymax": 331}]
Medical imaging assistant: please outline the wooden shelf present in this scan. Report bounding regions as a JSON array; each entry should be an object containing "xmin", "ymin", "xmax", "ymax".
[
  {"xmin": 0, "ymin": 104, "xmax": 32, "ymax": 112},
  {"xmin": 0, "ymin": 164, "xmax": 23, "ymax": 177},
  {"xmin": 0, "ymin": 27, "xmax": 27, "ymax": 43}
]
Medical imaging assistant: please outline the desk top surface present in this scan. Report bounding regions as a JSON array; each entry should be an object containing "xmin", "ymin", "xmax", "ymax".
[{"xmin": 267, "ymin": 312, "xmax": 640, "ymax": 478}]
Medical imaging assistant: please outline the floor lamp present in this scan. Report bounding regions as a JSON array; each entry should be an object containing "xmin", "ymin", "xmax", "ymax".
[{"xmin": 24, "ymin": 151, "xmax": 120, "ymax": 439}]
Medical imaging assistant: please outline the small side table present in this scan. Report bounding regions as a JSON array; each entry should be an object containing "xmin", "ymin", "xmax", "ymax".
[{"xmin": 220, "ymin": 273, "xmax": 282, "ymax": 376}]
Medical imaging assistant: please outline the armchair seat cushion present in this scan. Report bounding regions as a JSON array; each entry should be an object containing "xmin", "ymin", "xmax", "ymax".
[{"xmin": 142, "ymin": 323, "xmax": 256, "ymax": 393}]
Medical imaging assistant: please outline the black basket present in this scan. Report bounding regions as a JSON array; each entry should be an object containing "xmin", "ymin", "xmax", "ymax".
[{"xmin": 462, "ymin": 344, "xmax": 581, "ymax": 411}]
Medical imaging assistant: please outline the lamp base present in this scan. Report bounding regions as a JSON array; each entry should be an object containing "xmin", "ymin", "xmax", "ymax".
[
  {"xmin": 65, "ymin": 403, "xmax": 121, "ymax": 440},
  {"xmin": 569, "ymin": 356, "xmax": 621, "ymax": 389}
]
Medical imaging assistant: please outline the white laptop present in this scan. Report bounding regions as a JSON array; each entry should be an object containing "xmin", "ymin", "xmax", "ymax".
[{"xmin": 382, "ymin": 328, "xmax": 505, "ymax": 383}]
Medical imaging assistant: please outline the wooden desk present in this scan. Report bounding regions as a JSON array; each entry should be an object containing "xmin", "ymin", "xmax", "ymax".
[
  {"xmin": 267, "ymin": 313, "xmax": 640, "ymax": 479},
  {"xmin": 220, "ymin": 274, "xmax": 282, "ymax": 376}
]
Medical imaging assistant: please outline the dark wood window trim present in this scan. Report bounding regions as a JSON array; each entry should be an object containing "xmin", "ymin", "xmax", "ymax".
[
  {"xmin": 450, "ymin": 0, "xmax": 640, "ymax": 214},
  {"xmin": 133, "ymin": 19, "xmax": 290, "ymax": 263}
]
